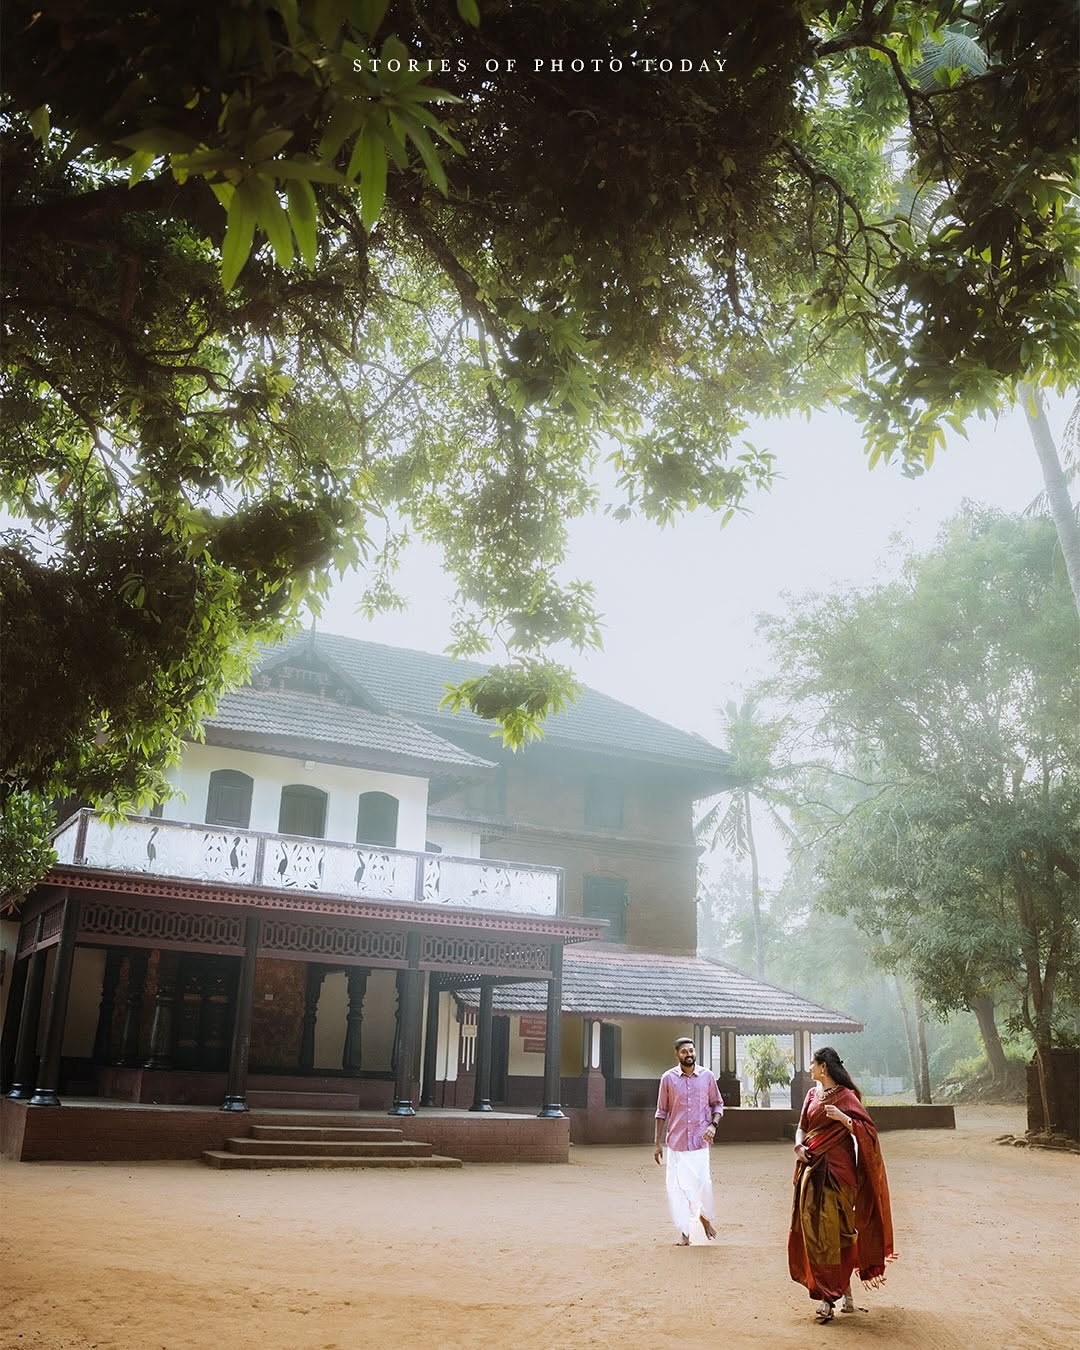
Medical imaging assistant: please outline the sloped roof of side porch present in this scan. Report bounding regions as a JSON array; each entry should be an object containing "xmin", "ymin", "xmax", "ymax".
[{"xmin": 457, "ymin": 946, "xmax": 861, "ymax": 1032}]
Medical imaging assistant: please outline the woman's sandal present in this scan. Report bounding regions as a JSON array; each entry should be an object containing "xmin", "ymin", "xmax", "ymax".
[{"xmin": 815, "ymin": 1301, "xmax": 835, "ymax": 1323}]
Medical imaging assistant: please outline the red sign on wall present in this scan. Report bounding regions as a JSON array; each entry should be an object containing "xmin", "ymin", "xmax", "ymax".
[
  {"xmin": 519, "ymin": 1015, "xmax": 547, "ymax": 1039},
  {"xmin": 522, "ymin": 1040, "xmax": 546, "ymax": 1054}
]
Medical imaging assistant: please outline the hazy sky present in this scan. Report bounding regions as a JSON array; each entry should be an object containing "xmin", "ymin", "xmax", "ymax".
[{"xmin": 315, "ymin": 395, "xmax": 1072, "ymax": 877}]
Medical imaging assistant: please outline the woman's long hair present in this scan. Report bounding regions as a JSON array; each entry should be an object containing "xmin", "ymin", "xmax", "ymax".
[{"xmin": 813, "ymin": 1046, "xmax": 862, "ymax": 1101}]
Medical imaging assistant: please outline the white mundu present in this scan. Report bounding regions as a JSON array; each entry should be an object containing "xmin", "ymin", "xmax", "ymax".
[{"xmin": 665, "ymin": 1145, "xmax": 714, "ymax": 1236}]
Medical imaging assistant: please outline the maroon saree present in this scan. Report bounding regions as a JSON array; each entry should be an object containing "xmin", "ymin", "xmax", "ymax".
[{"xmin": 788, "ymin": 1087, "xmax": 897, "ymax": 1303}]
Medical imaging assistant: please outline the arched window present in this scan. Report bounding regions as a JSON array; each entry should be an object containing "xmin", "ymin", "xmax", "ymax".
[
  {"xmin": 278, "ymin": 784, "xmax": 327, "ymax": 839},
  {"xmin": 205, "ymin": 770, "xmax": 254, "ymax": 829},
  {"xmin": 356, "ymin": 791, "xmax": 399, "ymax": 848}
]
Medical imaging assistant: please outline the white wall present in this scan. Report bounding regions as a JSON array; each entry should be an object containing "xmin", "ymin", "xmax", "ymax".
[
  {"xmin": 424, "ymin": 820, "xmax": 482, "ymax": 858},
  {"xmin": 619, "ymin": 1020, "xmax": 695, "ymax": 1078},
  {"xmin": 164, "ymin": 743, "xmax": 430, "ymax": 850}
]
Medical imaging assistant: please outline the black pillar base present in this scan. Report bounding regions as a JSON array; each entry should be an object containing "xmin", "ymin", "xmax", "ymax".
[
  {"xmin": 221, "ymin": 1096, "xmax": 249, "ymax": 1113},
  {"xmin": 6, "ymin": 1084, "xmax": 35, "ymax": 1101},
  {"xmin": 469, "ymin": 1100, "xmax": 493, "ymax": 1113},
  {"xmin": 538, "ymin": 1104, "xmax": 565, "ymax": 1119},
  {"xmin": 387, "ymin": 1100, "xmax": 416, "ymax": 1116},
  {"xmin": 27, "ymin": 1090, "xmax": 61, "ymax": 1107}
]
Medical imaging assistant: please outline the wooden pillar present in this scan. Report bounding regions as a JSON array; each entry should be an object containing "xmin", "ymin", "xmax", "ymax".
[
  {"xmin": 0, "ymin": 948, "xmax": 30, "ymax": 1093},
  {"xmin": 30, "ymin": 895, "xmax": 81, "ymax": 1107},
  {"xmin": 388, "ymin": 934, "xmax": 422, "ymax": 1116},
  {"xmin": 716, "ymin": 1028, "xmax": 741, "ymax": 1106},
  {"xmin": 144, "ymin": 951, "xmax": 179, "ymax": 1069},
  {"xmin": 790, "ymin": 1028, "xmax": 813, "ymax": 1110},
  {"xmin": 471, "ymin": 977, "xmax": 494, "ymax": 1112},
  {"xmin": 222, "ymin": 915, "xmax": 261, "ymax": 1113},
  {"xmin": 116, "ymin": 950, "xmax": 149, "ymax": 1066},
  {"xmin": 8, "ymin": 918, "xmax": 47, "ymax": 1100},
  {"xmin": 539, "ymin": 945, "xmax": 564, "ymax": 1119},
  {"xmin": 419, "ymin": 973, "xmax": 441, "ymax": 1108},
  {"xmin": 298, "ymin": 963, "xmax": 326, "ymax": 1070},
  {"xmin": 92, "ymin": 948, "xmax": 123, "ymax": 1064},
  {"xmin": 342, "ymin": 968, "xmax": 368, "ymax": 1072}
]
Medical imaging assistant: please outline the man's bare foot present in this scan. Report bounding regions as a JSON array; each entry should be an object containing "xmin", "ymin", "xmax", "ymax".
[
  {"xmin": 699, "ymin": 1216, "xmax": 717, "ymax": 1240},
  {"xmin": 675, "ymin": 1233, "xmax": 690, "ymax": 1246}
]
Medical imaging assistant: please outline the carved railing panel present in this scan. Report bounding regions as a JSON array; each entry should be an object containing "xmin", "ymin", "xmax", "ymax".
[
  {"xmin": 421, "ymin": 935, "xmax": 551, "ymax": 973},
  {"xmin": 80, "ymin": 815, "xmax": 258, "ymax": 885},
  {"xmin": 261, "ymin": 921, "xmax": 406, "ymax": 962},
  {"xmin": 50, "ymin": 812, "xmax": 560, "ymax": 918},
  {"xmin": 80, "ymin": 902, "xmax": 244, "ymax": 948},
  {"xmin": 422, "ymin": 858, "xmax": 558, "ymax": 915}
]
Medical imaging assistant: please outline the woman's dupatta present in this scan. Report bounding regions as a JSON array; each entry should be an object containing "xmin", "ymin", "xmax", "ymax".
[{"xmin": 850, "ymin": 1112, "xmax": 897, "ymax": 1282}]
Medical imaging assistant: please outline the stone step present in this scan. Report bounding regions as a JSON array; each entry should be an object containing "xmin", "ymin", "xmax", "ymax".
[
  {"xmin": 250, "ymin": 1124, "xmax": 405, "ymax": 1143},
  {"xmin": 224, "ymin": 1137, "xmax": 433, "ymax": 1158},
  {"xmin": 202, "ymin": 1150, "xmax": 463, "ymax": 1170},
  {"xmin": 246, "ymin": 1090, "xmax": 359, "ymax": 1110}
]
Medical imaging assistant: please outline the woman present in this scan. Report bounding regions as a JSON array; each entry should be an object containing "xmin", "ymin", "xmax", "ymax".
[{"xmin": 788, "ymin": 1046, "xmax": 897, "ymax": 1323}]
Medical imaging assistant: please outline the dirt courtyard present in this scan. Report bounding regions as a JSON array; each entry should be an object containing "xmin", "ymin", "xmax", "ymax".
[{"xmin": 1, "ymin": 1105, "xmax": 1077, "ymax": 1350}]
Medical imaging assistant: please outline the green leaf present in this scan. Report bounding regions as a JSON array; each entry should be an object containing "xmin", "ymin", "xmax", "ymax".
[
  {"xmin": 249, "ymin": 176, "xmax": 294, "ymax": 267},
  {"xmin": 117, "ymin": 128, "xmax": 198, "ymax": 154},
  {"xmin": 456, "ymin": 0, "xmax": 480, "ymax": 26},
  {"xmin": 286, "ymin": 178, "xmax": 318, "ymax": 268},
  {"xmin": 270, "ymin": 158, "xmax": 345, "ymax": 184},
  {"xmin": 354, "ymin": 0, "xmax": 390, "ymax": 36},
  {"xmin": 171, "ymin": 149, "xmax": 246, "ymax": 175},
  {"xmin": 319, "ymin": 100, "xmax": 366, "ymax": 161},
  {"xmin": 313, "ymin": 0, "xmax": 351, "ymax": 46},
  {"xmin": 221, "ymin": 178, "xmax": 258, "ymax": 291},
  {"xmin": 401, "ymin": 117, "xmax": 447, "ymax": 195},
  {"xmin": 249, "ymin": 129, "xmax": 294, "ymax": 161},
  {"xmin": 271, "ymin": 0, "xmax": 300, "ymax": 44},
  {"xmin": 346, "ymin": 127, "xmax": 388, "ymax": 229},
  {"xmin": 29, "ymin": 104, "xmax": 50, "ymax": 142},
  {"xmin": 125, "ymin": 149, "xmax": 157, "ymax": 186}
]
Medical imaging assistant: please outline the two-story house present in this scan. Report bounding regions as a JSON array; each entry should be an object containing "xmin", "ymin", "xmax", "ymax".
[{"xmin": 1, "ymin": 631, "xmax": 858, "ymax": 1159}]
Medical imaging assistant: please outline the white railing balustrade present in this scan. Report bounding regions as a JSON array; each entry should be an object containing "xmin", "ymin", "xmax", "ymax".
[{"xmin": 50, "ymin": 811, "xmax": 560, "ymax": 917}]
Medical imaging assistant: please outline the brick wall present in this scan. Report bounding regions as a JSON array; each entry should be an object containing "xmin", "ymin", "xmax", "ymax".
[
  {"xmin": 437, "ymin": 747, "xmax": 702, "ymax": 956},
  {"xmin": 1, "ymin": 1099, "xmax": 570, "ymax": 1164}
]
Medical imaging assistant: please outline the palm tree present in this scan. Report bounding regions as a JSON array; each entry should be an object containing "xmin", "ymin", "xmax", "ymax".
[{"xmin": 697, "ymin": 700, "xmax": 801, "ymax": 978}]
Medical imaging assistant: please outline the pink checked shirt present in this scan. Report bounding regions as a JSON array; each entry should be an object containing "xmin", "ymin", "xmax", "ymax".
[{"xmin": 655, "ymin": 1065, "xmax": 724, "ymax": 1152}]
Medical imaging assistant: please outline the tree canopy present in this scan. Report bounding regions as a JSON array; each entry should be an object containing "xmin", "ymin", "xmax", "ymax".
[
  {"xmin": 2, "ymin": 2, "xmax": 1077, "ymax": 889},
  {"xmin": 760, "ymin": 509, "xmax": 1079, "ymax": 1128}
]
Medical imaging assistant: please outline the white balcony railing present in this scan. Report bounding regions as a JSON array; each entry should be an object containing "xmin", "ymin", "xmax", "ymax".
[{"xmin": 51, "ymin": 811, "xmax": 561, "ymax": 918}]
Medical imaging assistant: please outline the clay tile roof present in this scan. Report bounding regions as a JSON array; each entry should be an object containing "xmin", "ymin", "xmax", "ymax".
[
  {"xmin": 204, "ymin": 687, "xmax": 494, "ymax": 772},
  {"xmin": 256, "ymin": 632, "xmax": 733, "ymax": 777},
  {"xmin": 458, "ymin": 947, "xmax": 861, "ymax": 1031}
]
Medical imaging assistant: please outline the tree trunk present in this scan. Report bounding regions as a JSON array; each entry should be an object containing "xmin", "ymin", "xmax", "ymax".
[
  {"xmin": 912, "ymin": 990, "xmax": 933, "ymax": 1104},
  {"xmin": 744, "ymin": 791, "xmax": 765, "ymax": 978},
  {"xmin": 970, "ymin": 995, "xmax": 1009, "ymax": 1082},
  {"xmin": 894, "ymin": 975, "xmax": 919, "ymax": 1099},
  {"xmin": 1023, "ymin": 385, "xmax": 1080, "ymax": 617},
  {"xmin": 1032, "ymin": 1032, "xmax": 1060, "ymax": 1135}
]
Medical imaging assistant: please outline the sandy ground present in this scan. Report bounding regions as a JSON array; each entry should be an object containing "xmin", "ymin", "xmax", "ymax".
[{"xmin": 1, "ymin": 1106, "xmax": 1077, "ymax": 1350}]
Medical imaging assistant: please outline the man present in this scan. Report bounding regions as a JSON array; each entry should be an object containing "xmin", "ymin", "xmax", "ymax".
[{"xmin": 654, "ymin": 1037, "xmax": 724, "ymax": 1245}]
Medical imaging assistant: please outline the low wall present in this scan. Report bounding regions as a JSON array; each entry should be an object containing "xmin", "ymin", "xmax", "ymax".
[
  {"xmin": 566, "ymin": 1101, "xmax": 956, "ymax": 1146},
  {"xmin": 0, "ymin": 1099, "xmax": 569, "ymax": 1164}
]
